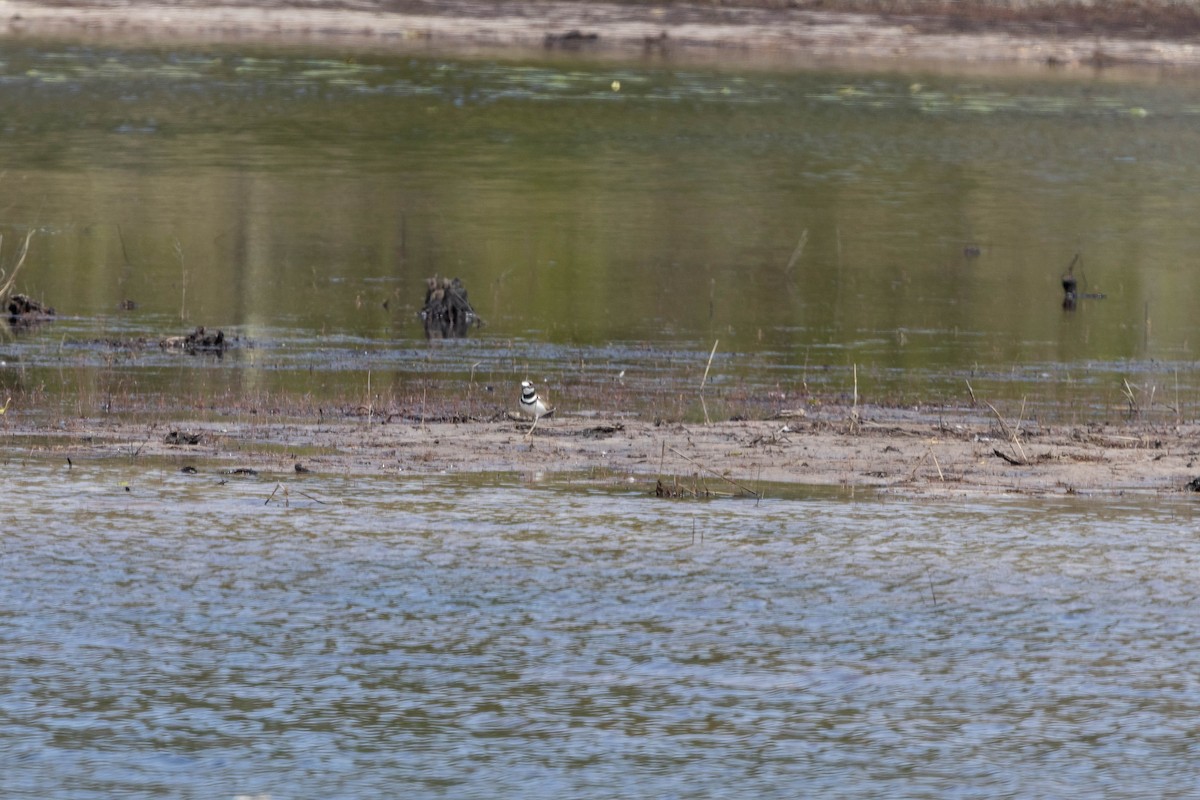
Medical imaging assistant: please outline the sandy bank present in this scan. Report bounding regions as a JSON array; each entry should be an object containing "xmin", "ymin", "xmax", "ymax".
[{"xmin": 3, "ymin": 0, "xmax": 1200, "ymax": 70}]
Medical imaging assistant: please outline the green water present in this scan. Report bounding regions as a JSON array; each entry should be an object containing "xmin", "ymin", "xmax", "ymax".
[{"xmin": 2, "ymin": 41, "xmax": 1200, "ymax": 419}]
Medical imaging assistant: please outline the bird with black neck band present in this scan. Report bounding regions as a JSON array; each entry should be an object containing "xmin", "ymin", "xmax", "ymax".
[{"xmin": 518, "ymin": 379, "xmax": 554, "ymax": 439}]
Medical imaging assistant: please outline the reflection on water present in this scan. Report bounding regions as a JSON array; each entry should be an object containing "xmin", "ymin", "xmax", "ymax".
[
  {"xmin": 2, "ymin": 460, "xmax": 1199, "ymax": 797},
  {"xmin": 2, "ymin": 42, "xmax": 1200, "ymax": 419}
]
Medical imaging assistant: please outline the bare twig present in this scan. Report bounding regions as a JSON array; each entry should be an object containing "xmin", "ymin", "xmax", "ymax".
[
  {"xmin": 930, "ymin": 448, "xmax": 945, "ymax": 481},
  {"xmin": 668, "ymin": 445, "xmax": 761, "ymax": 499},
  {"xmin": 983, "ymin": 399, "xmax": 1028, "ymax": 465},
  {"xmin": 992, "ymin": 448, "xmax": 1023, "ymax": 466},
  {"xmin": 700, "ymin": 339, "xmax": 718, "ymax": 426}
]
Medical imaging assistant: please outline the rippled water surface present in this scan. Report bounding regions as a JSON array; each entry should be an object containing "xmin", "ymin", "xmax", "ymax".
[{"xmin": 3, "ymin": 459, "xmax": 1200, "ymax": 797}]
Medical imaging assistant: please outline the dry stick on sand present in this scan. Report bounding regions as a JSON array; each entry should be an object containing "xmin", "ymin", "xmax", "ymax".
[
  {"xmin": 668, "ymin": 445, "xmax": 761, "ymax": 499},
  {"xmin": 909, "ymin": 447, "xmax": 946, "ymax": 482},
  {"xmin": 983, "ymin": 399, "xmax": 1028, "ymax": 465}
]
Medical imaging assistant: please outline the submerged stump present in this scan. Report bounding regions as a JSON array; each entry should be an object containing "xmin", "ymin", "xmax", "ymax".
[
  {"xmin": 6, "ymin": 293, "xmax": 55, "ymax": 328},
  {"xmin": 420, "ymin": 276, "xmax": 483, "ymax": 339}
]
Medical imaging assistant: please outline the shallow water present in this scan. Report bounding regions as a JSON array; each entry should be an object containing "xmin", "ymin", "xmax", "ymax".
[
  {"xmin": 2, "ymin": 43, "xmax": 1200, "ymax": 420},
  {"xmin": 3, "ymin": 459, "xmax": 1200, "ymax": 797}
]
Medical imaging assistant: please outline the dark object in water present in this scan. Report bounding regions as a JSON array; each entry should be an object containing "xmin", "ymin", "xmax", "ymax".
[
  {"xmin": 1060, "ymin": 253, "xmax": 1106, "ymax": 310},
  {"xmin": 164, "ymin": 430, "xmax": 203, "ymax": 445},
  {"xmin": 1065, "ymin": 251, "xmax": 1084, "ymax": 309},
  {"xmin": 6, "ymin": 293, "xmax": 55, "ymax": 326},
  {"xmin": 1188, "ymin": 477, "xmax": 1200, "ymax": 492},
  {"xmin": 420, "ymin": 276, "xmax": 483, "ymax": 339},
  {"xmin": 161, "ymin": 326, "xmax": 228, "ymax": 354}
]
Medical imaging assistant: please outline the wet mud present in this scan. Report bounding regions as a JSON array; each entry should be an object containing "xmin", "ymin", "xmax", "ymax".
[{"xmin": 6, "ymin": 403, "xmax": 1200, "ymax": 498}]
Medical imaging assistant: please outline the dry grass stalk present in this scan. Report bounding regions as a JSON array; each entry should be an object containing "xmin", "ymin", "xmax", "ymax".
[
  {"xmin": 983, "ymin": 398, "xmax": 1028, "ymax": 465},
  {"xmin": 848, "ymin": 363, "xmax": 860, "ymax": 434},
  {"xmin": 784, "ymin": 229, "xmax": 808, "ymax": 276},
  {"xmin": 699, "ymin": 339, "xmax": 718, "ymax": 425},
  {"xmin": 0, "ymin": 229, "xmax": 35, "ymax": 302}
]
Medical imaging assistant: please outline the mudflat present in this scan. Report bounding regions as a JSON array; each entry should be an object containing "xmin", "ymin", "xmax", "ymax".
[{"xmin": 6, "ymin": 404, "xmax": 1198, "ymax": 498}]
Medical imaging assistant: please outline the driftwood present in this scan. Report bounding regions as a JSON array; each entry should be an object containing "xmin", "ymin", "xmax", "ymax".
[
  {"xmin": 160, "ymin": 326, "xmax": 228, "ymax": 354},
  {"xmin": 6, "ymin": 293, "xmax": 55, "ymax": 327},
  {"xmin": 420, "ymin": 276, "xmax": 482, "ymax": 339}
]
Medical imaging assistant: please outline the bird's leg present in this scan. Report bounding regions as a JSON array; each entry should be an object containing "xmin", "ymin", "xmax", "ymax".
[{"xmin": 525, "ymin": 415, "xmax": 542, "ymax": 440}]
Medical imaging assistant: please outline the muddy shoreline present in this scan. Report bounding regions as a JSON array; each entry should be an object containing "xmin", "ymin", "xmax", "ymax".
[
  {"xmin": 5, "ymin": 403, "xmax": 1199, "ymax": 498},
  {"xmin": 3, "ymin": 0, "xmax": 1200, "ymax": 70},
  {"xmin": 4, "ymin": 2, "xmax": 1200, "ymax": 496}
]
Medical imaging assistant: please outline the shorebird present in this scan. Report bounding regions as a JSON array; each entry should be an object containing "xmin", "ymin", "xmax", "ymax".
[{"xmin": 519, "ymin": 380, "xmax": 554, "ymax": 438}]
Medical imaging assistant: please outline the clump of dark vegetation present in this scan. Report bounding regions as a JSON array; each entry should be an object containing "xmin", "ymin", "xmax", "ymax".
[
  {"xmin": 0, "ymin": 230, "xmax": 54, "ymax": 330},
  {"xmin": 6, "ymin": 293, "xmax": 55, "ymax": 327},
  {"xmin": 160, "ymin": 326, "xmax": 231, "ymax": 354}
]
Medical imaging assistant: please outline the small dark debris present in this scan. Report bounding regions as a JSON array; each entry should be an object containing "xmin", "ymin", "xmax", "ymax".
[
  {"xmin": 119, "ymin": 299, "xmax": 138, "ymax": 311},
  {"xmin": 6, "ymin": 293, "xmax": 55, "ymax": 327},
  {"xmin": 545, "ymin": 29, "xmax": 599, "ymax": 48},
  {"xmin": 655, "ymin": 479, "xmax": 682, "ymax": 498},
  {"xmin": 963, "ymin": 245, "xmax": 982, "ymax": 258},
  {"xmin": 581, "ymin": 423, "xmax": 625, "ymax": 439},
  {"xmin": 161, "ymin": 326, "xmax": 229, "ymax": 354},
  {"xmin": 164, "ymin": 430, "xmax": 202, "ymax": 445},
  {"xmin": 1187, "ymin": 477, "xmax": 1200, "ymax": 492},
  {"xmin": 222, "ymin": 467, "xmax": 258, "ymax": 476},
  {"xmin": 992, "ymin": 448, "xmax": 1025, "ymax": 466},
  {"xmin": 294, "ymin": 463, "xmax": 311, "ymax": 473},
  {"xmin": 92, "ymin": 336, "xmax": 152, "ymax": 350},
  {"xmin": 419, "ymin": 276, "xmax": 483, "ymax": 339},
  {"xmin": 180, "ymin": 466, "xmax": 198, "ymax": 474}
]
